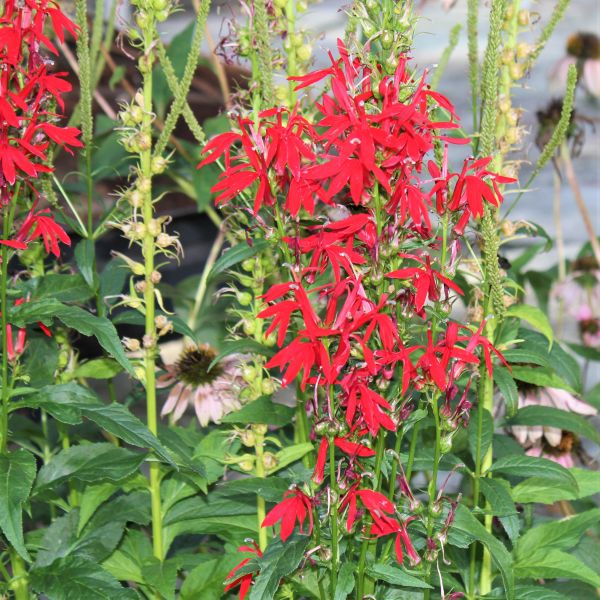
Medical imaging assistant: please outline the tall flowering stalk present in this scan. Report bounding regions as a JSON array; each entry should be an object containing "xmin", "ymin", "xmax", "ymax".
[{"xmin": 201, "ymin": 31, "xmax": 513, "ymax": 597}]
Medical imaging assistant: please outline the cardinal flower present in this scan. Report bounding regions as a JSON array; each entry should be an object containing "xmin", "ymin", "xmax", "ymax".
[
  {"xmin": 14, "ymin": 205, "xmax": 70, "ymax": 258},
  {"xmin": 370, "ymin": 514, "xmax": 420, "ymax": 566},
  {"xmin": 224, "ymin": 541, "xmax": 262, "ymax": 600},
  {"xmin": 387, "ymin": 254, "xmax": 463, "ymax": 312},
  {"xmin": 340, "ymin": 486, "xmax": 396, "ymax": 532},
  {"xmin": 262, "ymin": 488, "xmax": 313, "ymax": 542}
]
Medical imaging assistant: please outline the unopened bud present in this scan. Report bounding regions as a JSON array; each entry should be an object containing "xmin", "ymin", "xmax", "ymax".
[
  {"xmin": 262, "ymin": 452, "xmax": 278, "ymax": 470},
  {"xmin": 123, "ymin": 337, "xmax": 141, "ymax": 352},
  {"xmin": 143, "ymin": 334, "xmax": 155, "ymax": 349},
  {"xmin": 151, "ymin": 270, "xmax": 162, "ymax": 284},
  {"xmin": 135, "ymin": 280, "xmax": 147, "ymax": 293},
  {"xmin": 155, "ymin": 315, "xmax": 169, "ymax": 329}
]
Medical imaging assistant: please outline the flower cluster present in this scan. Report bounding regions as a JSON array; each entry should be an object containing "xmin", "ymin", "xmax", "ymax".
[{"xmin": 201, "ymin": 40, "xmax": 513, "ymax": 597}]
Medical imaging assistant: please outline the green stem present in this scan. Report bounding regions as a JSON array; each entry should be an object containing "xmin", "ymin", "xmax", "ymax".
[
  {"xmin": 329, "ymin": 436, "xmax": 339, "ymax": 596},
  {"xmin": 254, "ymin": 429, "xmax": 268, "ymax": 552},
  {"xmin": 0, "ymin": 190, "xmax": 17, "ymax": 455},
  {"xmin": 424, "ymin": 395, "xmax": 442, "ymax": 600},
  {"xmin": 9, "ymin": 551, "xmax": 28, "ymax": 600},
  {"xmin": 140, "ymin": 29, "xmax": 163, "ymax": 564},
  {"xmin": 285, "ymin": 0, "xmax": 297, "ymax": 106}
]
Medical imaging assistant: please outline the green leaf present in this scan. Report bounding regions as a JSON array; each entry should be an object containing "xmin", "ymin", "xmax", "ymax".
[
  {"xmin": 30, "ymin": 556, "xmax": 139, "ymax": 599},
  {"xmin": 0, "ymin": 449, "xmax": 36, "ymax": 560},
  {"xmin": 209, "ymin": 239, "xmax": 269, "ymax": 280},
  {"xmin": 506, "ymin": 304, "xmax": 553, "ymax": 347},
  {"xmin": 141, "ymin": 558, "xmax": 177, "ymax": 600},
  {"xmin": 208, "ymin": 339, "xmax": 275, "ymax": 372},
  {"xmin": 76, "ymin": 403, "xmax": 176, "ymax": 467},
  {"xmin": 468, "ymin": 408, "xmax": 493, "ymax": 464},
  {"xmin": 220, "ymin": 395, "xmax": 293, "ymax": 426},
  {"xmin": 494, "ymin": 366, "xmax": 519, "ymax": 416},
  {"xmin": 515, "ymin": 509, "xmax": 600, "ymax": 560},
  {"xmin": 516, "ymin": 330, "xmax": 581, "ymax": 392},
  {"xmin": 514, "ymin": 585, "xmax": 570, "ymax": 600},
  {"xmin": 78, "ymin": 483, "xmax": 119, "ymax": 535},
  {"xmin": 567, "ymin": 342, "xmax": 600, "ymax": 362},
  {"xmin": 21, "ymin": 334, "xmax": 59, "ymax": 389},
  {"xmin": 11, "ymin": 382, "xmax": 96, "ymax": 425},
  {"xmin": 451, "ymin": 505, "xmax": 514, "ymax": 599},
  {"xmin": 511, "ymin": 468, "xmax": 600, "ymax": 504},
  {"xmin": 248, "ymin": 535, "xmax": 309, "ymax": 600},
  {"xmin": 27, "ymin": 273, "xmax": 94, "ymax": 303},
  {"xmin": 271, "ymin": 443, "xmax": 313, "ymax": 473},
  {"xmin": 515, "ymin": 549, "xmax": 600, "ymax": 588},
  {"xmin": 488, "ymin": 455, "xmax": 577, "ymax": 490},
  {"xmin": 508, "ymin": 405, "xmax": 600, "ymax": 445},
  {"xmin": 334, "ymin": 562, "xmax": 356, "ymax": 600},
  {"xmin": 179, "ymin": 555, "xmax": 240, "ymax": 600},
  {"xmin": 366, "ymin": 563, "xmax": 433, "ymax": 589},
  {"xmin": 99, "ymin": 257, "xmax": 128, "ymax": 303},
  {"xmin": 10, "ymin": 300, "xmax": 134, "ymax": 376},
  {"xmin": 75, "ymin": 239, "xmax": 97, "ymax": 291},
  {"xmin": 212, "ymin": 477, "xmax": 291, "ymax": 503},
  {"xmin": 510, "ymin": 365, "xmax": 575, "ymax": 394},
  {"xmin": 479, "ymin": 478, "xmax": 518, "ymax": 517},
  {"xmin": 70, "ymin": 359, "xmax": 123, "ymax": 380},
  {"xmin": 35, "ymin": 444, "xmax": 145, "ymax": 494},
  {"xmin": 101, "ymin": 530, "xmax": 152, "ymax": 584}
]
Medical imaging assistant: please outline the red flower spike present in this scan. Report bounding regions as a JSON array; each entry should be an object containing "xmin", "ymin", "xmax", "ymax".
[
  {"xmin": 16, "ymin": 204, "xmax": 71, "ymax": 258},
  {"xmin": 262, "ymin": 488, "xmax": 314, "ymax": 542},
  {"xmin": 370, "ymin": 514, "xmax": 420, "ymax": 566}
]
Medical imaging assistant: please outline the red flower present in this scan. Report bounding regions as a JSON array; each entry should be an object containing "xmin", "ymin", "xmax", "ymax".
[
  {"xmin": 224, "ymin": 541, "xmax": 262, "ymax": 600},
  {"xmin": 370, "ymin": 514, "xmax": 420, "ymax": 566},
  {"xmin": 312, "ymin": 435, "xmax": 376, "ymax": 484},
  {"xmin": 262, "ymin": 488, "xmax": 313, "ymax": 542},
  {"xmin": 387, "ymin": 254, "xmax": 463, "ymax": 312},
  {"xmin": 16, "ymin": 204, "xmax": 71, "ymax": 257},
  {"xmin": 339, "ymin": 486, "xmax": 396, "ymax": 532}
]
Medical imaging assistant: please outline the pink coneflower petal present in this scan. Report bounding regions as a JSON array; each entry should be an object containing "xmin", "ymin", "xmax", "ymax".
[{"xmin": 583, "ymin": 59, "xmax": 600, "ymax": 97}]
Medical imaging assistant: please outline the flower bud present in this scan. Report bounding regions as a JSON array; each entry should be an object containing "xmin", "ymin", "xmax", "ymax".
[
  {"xmin": 516, "ymin": 42, "xmax": 531, "ymax": 59},
  {"xmin": 239, "ymin": 458, "xmax": 255, "ymax": 472},
  {"xmin": 252, "ymin": 424, "xmax": 268, "ymax": 436},
  {"xmin": 381, "ymin": 30, "xmax": 394, "ymax": 49},
  {"xmin": 517, "ymin": 9, "xmax": 530, "ymax": 26},
  {"xmin": 147, "ymin": 218, "xmax": 162, "ymax": 237},
  {"xmin": 155, "ymin": 315, "xmax": 169, "ymax": 329},
  {"xmin": 261, "ymin": 379, "xmax": 276, "ymax": 395},
  {"xmin": 151, "ymin": 156, "xmax": 168, "ymax": 175},
  {"xmin": 238, "ymin": 291, "xmax": 253, "ymax": 306},
  {"xmin": 242, "ymin": 319, "xmax": 256, "ymax": 336},
  {"xmin": 296, "ymin": 44, "xmax": 312, "ymax": 62},
  {"xmin": 143, "ymin": 334, "xmax": 155, "ymax": 349},
  {"xmin": 121, "ymin": 338, "xmax": 142, "ymax": 352},
  {"xmin": 242, "ymin": 364, "xmax": 257, "ymax": 382},
  {"xmin": 262, "ymin": 452, "xmax": 278, "ymax": 470},
  {"xmin": 151, "ymin": 270, "xmax": 162, "ymax": 284},
  {"xmin": 135, "ymin": 280, "xmax": 147, "ymax": 294}
]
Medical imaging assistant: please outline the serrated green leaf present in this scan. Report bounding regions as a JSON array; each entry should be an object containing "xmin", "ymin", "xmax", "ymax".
[
  {"xmin": 451, "ymin": 505, "xmax": 514, "ymax": 599},
  {"xmin": 510, "ymin": 365, "xmax": 575, "ymax": 394},
  {"xmin": 179, "ymin": 555, "xmax": 240, "ymax": 600},
  {"xmin": 468, "ymin": 408, "xmax": 493, "ymax": 465},
  {"xmin": 30, "ymin": 556, "xmax": 139, "ymax": 599},
  {"xmin": 480, "ymin": 478, "xmax": 517, "ymax": 517},
  {"xmin": 494, "ymin": 366, "xmax": 519, "ymax": 416},
  {"xmin": 334, "ymin": 562, "xmax": 356, "ymax": 599},
  {"xmin": 506, "ymin": 305, "xmax": 553, "ymax": 347},
  {"xmin": 76, "ymin": 403, "xmax": 176, "ymax": 467},
  {"xmin": 9, "ymin": 300, "xmax": 134, "ymax": 376},
  {"xmin": 366, "ymin": 563, "xmax": 432, "ymax": 589},
  {"xmin": 515, "ymin": 508, "xmax": 600, "ymax": 560},
  {"xmin": 78, "ymin": 483, "xmax": 119, "ymax": 535},
  {"xmin": 220, "ymin": 395, "xmax": 293, "ymax": 427},
  {"xmin": 488, "ymin": 455, "xmax": 577, "ymax": 491},
  {"xmin": 512, "ymin": 468, "xmax": 600, "ymax": 504},
  {"xmin": 70, "ymin": 359, "xmax": 123, "ymax": 380},
  {"xmin": 515, "ymin": 549, "xmax": 600, "ymax": 588},
  {"xmin": 209, "ymin": 239, "xmax": 269, "ymax": 280},
  {"xmin": 508, "ymin": 405, "xmax": 600, "ymax": 445},
  {"xmin": 75, "ymin": 239, "xmax": 97, "ymax": 291},
  {"xmin": 0, "ymin": 449, "xmax": 36, "ymax": 560},
  {"xmin": 248, "ymin": 535, "xmax": 309, "ymax": 600},
  {"xmin": 27, "ymin": 273, "xmax": 94, "ymax": 303},
  {"xmin": 35, "ymin": 444, "xmax": 145, "ymax": 494},
  {"xmin": 141, "ymin": 557, "xmax": 177, "ymax": 600},
  {"xmin": 514, "ymin": 584, "xmax": 570, "ymax": 600},
  {"xmin": 271, "ymin": 443, "xmax": 313, "ymax": 474}
]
